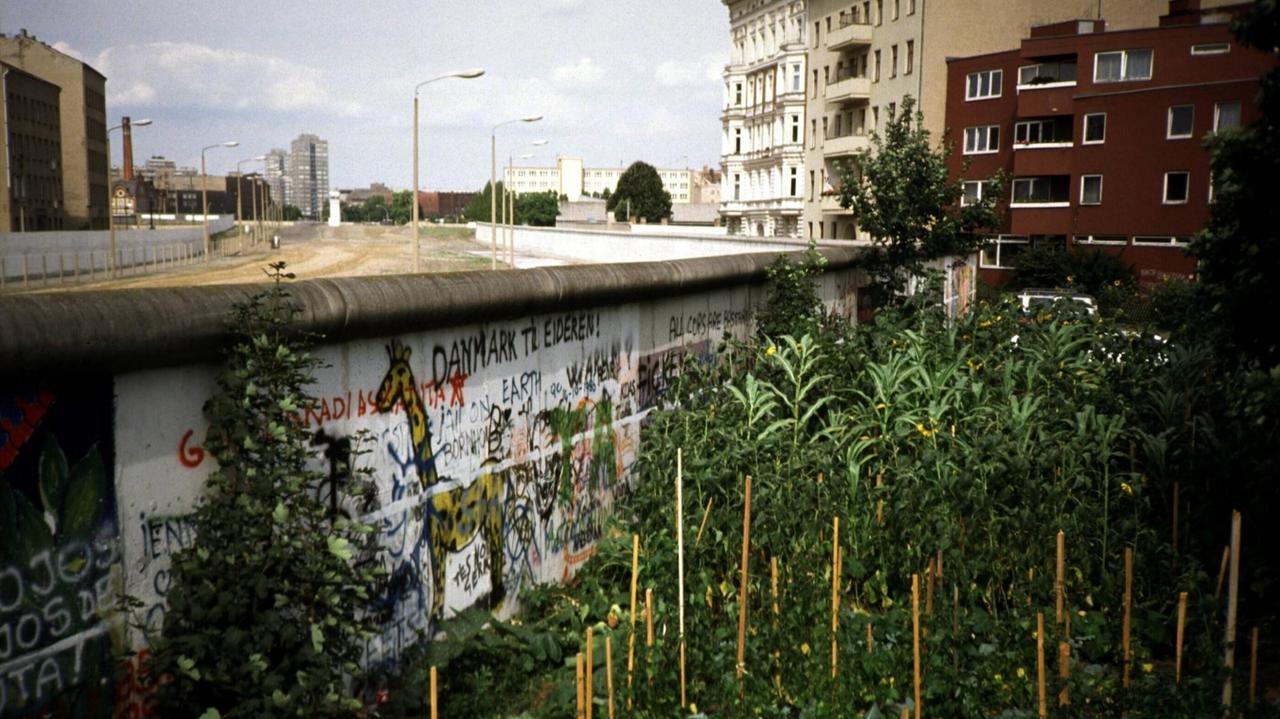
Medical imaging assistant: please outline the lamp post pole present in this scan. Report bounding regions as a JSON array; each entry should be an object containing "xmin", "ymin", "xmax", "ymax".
[
  {"xmin": 236, "ymin": 156, "xmax": 267, "ymax": 248},
  {"xmin": 490, "ymin": 116, "xmax": 543, "ymax": 270},
  {"xmin": 413, "ymin": 68, "xmax": 485, "ymax": 273},
  {"xmin": 107, "ymin": 118, "xmax": 152, "ymax": 277},
  {"xmin": 201, "ymin": 141, "xmax": 239, "ymax": 261},
  {"xmin": 506, "ymin": 143, "xmax": 544, "ymax": 266}
]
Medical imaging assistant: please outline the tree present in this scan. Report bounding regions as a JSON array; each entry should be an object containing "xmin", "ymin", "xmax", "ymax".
[
  {"xmin": 462, "ymin": 181, "xmax": 506, "ymax": 224},
  {"xmin": 147, "ymin": 263, "xmax": 382, "ymax": 718},
  {"xmin": 516, "ymin": 191, "xmax": 559, "ymax": 227},
  {"xmin": 837, "ymin": 95, "xmax": 1003, "ymax": 304},
  {"xmin": 281, "ymin": 205, "xmax": 303, "ymax": 222},
  {"xmin": 600, "ymin": 187, "xmax": 612, "ymax": 201},
  {"xmin": 390, "ymin": 190, "xmax": 416, "ymax": 225},
  {"xmin": 1190, "ymin": 1, "xmax": 1280, "ymax": 369},
  {"xmin": 363, "ymin": 194, "xmax": 390, "ymax": 223},
  {"xmin": 607, "ymin": 162, "xmax": 672, "ymax": 223}
]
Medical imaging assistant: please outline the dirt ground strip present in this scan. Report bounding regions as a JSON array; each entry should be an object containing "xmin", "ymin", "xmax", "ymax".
[{"xmin": 6, "ymin": 224, "xmax": 504, "ymax": 293}]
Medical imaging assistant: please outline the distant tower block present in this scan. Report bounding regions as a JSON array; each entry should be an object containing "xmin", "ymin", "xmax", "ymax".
[{"xmin": 328, "ymin": 190, "xmax": 341, "ymax": 227}]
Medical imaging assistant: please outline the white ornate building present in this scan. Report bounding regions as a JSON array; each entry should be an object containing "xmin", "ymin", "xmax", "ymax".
[{"xmin": 720, "ymin": 0, "xmax": 809, "ymax": 238}]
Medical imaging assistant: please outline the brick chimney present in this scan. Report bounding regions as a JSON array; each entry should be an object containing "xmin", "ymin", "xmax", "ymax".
[{"xmin": 121, "ymin": 117, "xmax": 135, "ymax": 181}]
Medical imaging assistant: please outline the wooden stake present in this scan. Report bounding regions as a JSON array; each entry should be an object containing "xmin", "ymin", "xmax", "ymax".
[
  {"xmin": 694, "ymin": 496, "xmax": 714, "ymax": 546},
  {"xmin": 1176, "ymin": 591, "xmax": 1188, "ymax": 685},
  {"xmin": 1250, "ymin": 626, "xmax": 1259, "ymax": 708},
  {"xmin": 832, "ymin": 516, "xmax": 841, "ymax": 681},
  {"xmin": 1055, "ymin": 529, "xmax": 1066, "ymax": 625},
  {"xmin": 1223, "ymin": 510, "xmax": 1242, "ymax": 709},
  {"xmin": 586, "ymin": 627, "xmax": 595, "ymax": 719},
  {"xmin": 866, "ymin": 622, "xmax": 874, "ymax": 654},
  {"xmin": 1122, "ymin": 548, "xmax": 1133, "ymax": 689},
  {"xmin": 627, "ymin": 534, "xmax": 639, "ymax": 707},
  {"xmin": 1057, "ymin": 640, "xmax": 1071, "ymax": 707},
  {"xmin": 737, "ymin": 475, "xmax": 753, "ymax": 694},
  {"xmin": 676, "ymin": 448, "xmax": 686, "ymax": 709},
  {"xmin": 875, "ymin": 473, "xmax": 884, "ymax": 526},
  {"xmin": 576, "ymin": 653, "xmax": 585, "ymax": 719},
  {"xmin": 1216, "ymin": 545, "xmax": 1230, "ymax": 601},
  {"xmin": 936, "ymin": 550, "xmax": 943, "ymax": 582},
  {"xmin": 645, "ymin": 589, "xmax": 654, "ymax": 648},
  {"xmin": 606, "ymin": 634, "xmax": 615, "ymax": 719},
  {"xmin": 912, "ymin": 573, "xmax": 922, "ymax": 719},
  {"xmin": 1036, "ymin": 613, "xmax": 1047, "ymax": 718},
  {"xmin": 771, "ymin": 556, "xmax": 779, "ymax": 618},
  {"xmin": 430, "ymin": 665, "xmax": 438, "ymax": 719}
]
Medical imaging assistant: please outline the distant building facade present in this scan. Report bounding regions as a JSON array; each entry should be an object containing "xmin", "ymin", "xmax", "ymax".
[
  {"xmin": 945, "ymin": 5, "xmax": 1275, "ymax": 287},
  {"xmin": 1, "ymin": 62, "xmax": 64, "ymax": 230},
  {"xmin": 264, "ymin": 149, "xmax": 289, "ymax": 212},
  {"xmin": 287, "ymin": 134, "xmax": 329, "ymax": 219},
  {"xmin": 1, "ymin": 29, "xmax": 108, "ymax": 230},
  {"xmin": 417, "ymin": 191, "xmax": 475, "ymax": 221},
  {"xmin": 504, "ymin": 157, "xmax": 695, "ymax": 203}
]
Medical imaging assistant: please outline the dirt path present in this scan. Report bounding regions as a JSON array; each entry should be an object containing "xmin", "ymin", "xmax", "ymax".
[{"xmin": 9, "ymin": 224, "xmax": 502, "ymax": 294}]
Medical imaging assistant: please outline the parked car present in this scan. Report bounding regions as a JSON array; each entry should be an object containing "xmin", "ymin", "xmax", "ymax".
[{"xmin": 1016, "ymin": 288, "xmax": 1097, "ymax": 317}]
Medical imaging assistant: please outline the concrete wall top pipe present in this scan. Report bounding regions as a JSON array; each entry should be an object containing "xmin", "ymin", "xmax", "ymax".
[{"xmin": 0, "ymin": 248, "xmax": 861, "ymax": 374}]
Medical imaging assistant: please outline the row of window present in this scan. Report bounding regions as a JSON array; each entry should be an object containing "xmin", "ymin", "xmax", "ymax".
[
  {"xmin": 961, "ymin": 101, "xmax": 1241, "ymax": 155},
  {"xmin": 812, "ymin": 0, "xmax": 916, "ymax": 49},
  {"xmin": 980, "ymin": 234, "xmax": 1191, "ymax": 270},
  {"xmin": 963, "ymin": 169, "xmax": 1199, "ymax": 207}
]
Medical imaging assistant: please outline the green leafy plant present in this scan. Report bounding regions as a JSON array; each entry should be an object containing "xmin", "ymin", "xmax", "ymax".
[{"xmin": 146, "ymin": 262, "xmax": 383, "ymax": 718}]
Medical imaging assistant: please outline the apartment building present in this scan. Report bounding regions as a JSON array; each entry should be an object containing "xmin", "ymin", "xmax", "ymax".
[
  {"xmin": 719, "ymin": 0, "xmax": 809, "ymax": 238},
  {"xmin": 287, "ymin": 134, "xmax": 329, "ymax": 219},
  {"xmin": 504, "ymin": 157, "xmax": 695, "ymax": 203},
  {"xmin": 1, "ymin": 63, "xmax": 64, "ymax": 231},
  {"xmin": 264, "ymin": 148, "xmax": 289, "ymax": 212},
  {"xmin": 945, "ymin": 7, "xmax": 1274, "ymax": 287},
  {"xmin": 1, "ymin": 29, "xmax": 108, "ymax": 230}
]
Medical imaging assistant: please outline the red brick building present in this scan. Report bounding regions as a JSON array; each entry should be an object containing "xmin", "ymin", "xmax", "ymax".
[{"xmin": 944, "ymin": 2, "xmax": 1274, "ymax": 288}]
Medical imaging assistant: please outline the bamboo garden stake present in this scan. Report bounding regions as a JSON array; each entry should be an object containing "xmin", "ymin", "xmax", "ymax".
[
  {"xmin": 831, "ymin": 516, "xmax": 841, "ymax": 680},
  {"xmin": 645, "ymin": 589, "xmax": 654, "ymax": 648},
  {"xmin": 1123, "ymin": 548, "xmax": 1133, "ymax": 689},
  {"xmin": 875, "ymin": 473, "xmax": 884, "ymax": 526},
  {"xmin": 1216, "ymin": 545, "xmax": 1230, "ymax": 601},
  {"xmin": 576, "ymin": 653, "xmax": 585, "ymax": 719},
  {"xmin": 627, "ymin": 534, "xmax": 639, "ymax": 708},
  {"xmin": 737, "ymin": 476, "xmax": 753, "ymax": 694},
  {"xmin": 912, "ymin": 573, "xmax": 922, "ymax": 719},
  {"xmin": 586, "ymin": 627, "xmax": 595, "ymax": 719},
  {"xmin": 1176, "ymin": 591, "xmax": 1188, "ymax": 685},
  {"xmin": 430, "ymin": 665, "xmax": 438, "ymax": 719},
  {"xmin": 694, "ymin": 497, "xmax": 714, "ymax": 546},
  {"xmin": 676, "ymin": 448, "xmax": 687, "ymax": 709},
  {"xmin": 1056, "ymin": 530, "xmax": 1065, "ymax": 625},
  {"xmin": 1037, "ymin": 612, "xmax": 1047, "ymax": 719},
  {"xmin": 1223, "ymin": 510, "xmax": 1242, "ymax": 709},
  {"xmin": 1058, "ymin": 639, "xmax": 1070, "ymax": 707},
  {"xmin": 606, "ymin": 634, "xmax": 615, "ymax": 719}
]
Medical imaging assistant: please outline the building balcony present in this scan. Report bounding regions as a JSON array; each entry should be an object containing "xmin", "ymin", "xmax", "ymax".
[
  {"xmin": 1012, "ymin": 144, "xmax": 1074, "ymax": 176},
  {"xmin": 828, "ymin": 18, "xmax": 873, "ymax": 51},
  {"xmin": 1017, "ymin": 85, "xmax": 1075, "ymax": 118},
  {"xmin": 824, "ymin": 132, "xmax": 870, "ymax": 158},
  {"xmin": 721, "ymin": 198, "xmax": 805, "ymax": 216},
  {"xmin": 820, "ymin": 194, "xmax": 853, "ymax": 214},
  {"xmin": 826, "ymin": 75, "xmax": 871, "ymax": 106}
]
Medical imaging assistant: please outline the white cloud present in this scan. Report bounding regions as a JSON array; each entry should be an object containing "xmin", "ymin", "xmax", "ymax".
[
  {"xmin": 51, "ymin": 41, "xmax": 85, "ymax": 62},
  {"xmin": 542, "ymin": 0, "xmax": 588, "ymax": 15},
  {"xmin": 94, "ymin": 42, "xmax": 363, "ymax": 116},
  {"xmin": 655, "ymin": 54, "xmax": 726, "ymax": 87},
  {"xmin": 552, "ymin": 57, "xmax": 605, "ymax": 87}
]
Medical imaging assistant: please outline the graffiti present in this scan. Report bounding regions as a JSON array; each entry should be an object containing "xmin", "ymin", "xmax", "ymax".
[
  {"xmin": 175, "ymin": 429, "xmax": 204, "ymax": 469},
  {"xmin": 1, "ymin": 380, "xmax": 119, "ymax": 718}
]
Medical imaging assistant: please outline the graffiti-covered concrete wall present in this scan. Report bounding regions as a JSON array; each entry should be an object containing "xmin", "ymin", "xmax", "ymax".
[{"xmin": 0, "ymin": 249, "xmax": 865, "ymax": 716}]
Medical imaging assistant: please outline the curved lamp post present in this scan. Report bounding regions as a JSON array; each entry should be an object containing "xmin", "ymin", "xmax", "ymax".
[
  {"xmin": 201, "ymin": 141, "xmax": 239, "ymax": 261},
  {"xmin": 507, "ymin": 139, "xmax": 549, "ymax": 265},
  {"xmin": 413, "ymin": 68, "xmax": 485, "ymax": 272},
  {"xmin": 490, "ymin": 115, "xmax": 542, "ymax": 269},
  {"xmin": 107, "ymin": 118, "xmax": 152, "ymax": 277},
  {"xmin": 236, "ymin": 155, "xmax": 267, "ymax": 244}
]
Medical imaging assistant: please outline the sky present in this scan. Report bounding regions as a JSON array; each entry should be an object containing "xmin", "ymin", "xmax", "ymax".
[{"xmin": 2, "ymin": 0, "xmax": 729, "ymax": 190}]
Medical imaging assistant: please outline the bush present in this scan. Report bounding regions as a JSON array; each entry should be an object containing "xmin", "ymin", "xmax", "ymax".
[
  {"xmin": 147, "ymin": 263, "xmax": 382, "ymax": 718},
  {"xmin": 1012, "ymin": 244, "xmax": 1137, "ymax": 310}
]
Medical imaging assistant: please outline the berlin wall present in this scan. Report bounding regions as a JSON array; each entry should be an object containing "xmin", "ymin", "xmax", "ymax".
[{"xmin": 0, "ymin": 249, "xmax": 866, "ymax": 716}]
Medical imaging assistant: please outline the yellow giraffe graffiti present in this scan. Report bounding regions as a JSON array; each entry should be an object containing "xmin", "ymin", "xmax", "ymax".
[{"xmin": 375, "ymin": 339, "xmax": 506, "ymax": 623}]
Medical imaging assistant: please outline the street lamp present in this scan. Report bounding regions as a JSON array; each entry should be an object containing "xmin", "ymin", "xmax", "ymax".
[
  {"xmin": 491, "ymin": 115, "xmax": 543, "ymax": 269},
  {"xmin": 413, "ymin": 68, "xmax": 485, "ymax": 273},
  {"xmin": 201, "ymin": 141, "xmax": 239, "ymax": 261},
  {"xmin": 107, "ymin": 117, "xmax": 152, "ymax": 277},
  {"xmin": 236, "ymin": 155, "xmax": 267, "ymax": 244},
  {"xmin": 507, "ymin": 139, "xmax": 549, "ymax": 265}
]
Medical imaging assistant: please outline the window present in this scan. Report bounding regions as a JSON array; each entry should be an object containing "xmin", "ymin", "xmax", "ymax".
[
  {"xmin": 906, "ymin": 40, "xmax": 914, "ymax": 75},
  {"xmin": 964, "ymin": 125, "xmax": 1001, "ymax": 154},
  {"xmin": 1080, "ymin": 175, "xmax": 1103, "ymax": 204},
  {"xmin": 814, "ymin": 22, "xmax": 820, "ymax": 48},
  {"xmin": 1163, "ymin": 171, "xmax": 1189, "ymax": 204},
  {"xmin": 1094, "ymin": 49, "xmax": 1153, "ymax": 82},
  {"xmin": 1167, "ymin": 105, "xmax": 1194, "ymax": 139},
  {"xmin": 908, "ymin": 0, "xmax": 916, "ymax": 14},
  {"xmin": 812, "ymin": 70, "xmax": 818, "ymax": 98},
  {"xmin": 1012, "ymin": 176, "xmax": 1070, "ymax": 205},
  {"xmin": 1018, "ymin": 60, "xmax": 1078, "ymax": 86},
  {"xmin": 888, "ymin": 102, "xmax": 896, "ymax": 120},
  {"xmin": 1214, "ymin": 100, "xmax": 1241, "ymax": 131},
  {"xmin": 980, "ymin": 235, "xmax": 1029, "ymax": 269},
  {"xmin": 1134, "ymin": 235, "xmax": 1192, "ymax": 246},
  {"xmin": 872, "ymin": 106, "xmax": 879, "ymax": 129},
  {"xmin": 733, "ymin": 174, "xmax": 741, "ymax": 201},
  {"xmin": 966, "ymin": 69, "xmax": 1003, "ymax": 100},
  {"xmin": 893, "ymin": 0, "xmax": 900, "ymax": 20},
  {"xmin": 891, "ymin": 45, "xmax": 898, "ymax": 78},
  {"xmin": 810, "ymin": 120, "xmax": 817, "ymax": 148},
  {"xmin": 961, "ymin": 180, "xmax": 993, "ymax": 206},
  {"xmin": 735, "ymin": 129, "xmax": 742, "ymax": 154},
  {"xmin": 1083, "ymin": 113, "xmax": 1106, "ymax": 144},
  {"xmin": 736, "ymin": 83, "xmax": 743, "ymax": 105},
  {"xmin": 809, "ymin": 170, "xmax": 815, "ymax": 201},
  {"xmin": 790, "ymin": 167, "xmax": 798, "ymax": 196},
  {"xmin": 792, "ymin": 64, "xmax": 802, "ymax": 92},
  {"xmin": 1191, "ymin": 42, "xmax": 1229, "ymax": 55},
  {"xmin": 1014, "ymin": 119, "xmax": 1063, "ymax": 145},
  {"xmin": 791, "ymin": 114, "xmax": 801, "ymax": 142},
  {"xmin": 876, "ymin": 0, "xmax": 883, "ymax": 25},
  {"xmin": 1075, "ymin": 234, "xmax": 1127, "ymax": 245},
  {"xmin": 824, "ymin": 66, "xmax": 830, "ymax": 88},
  {"xmin": 874, "ymin": 50, "xmax": 881, "ymax": 82}
]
